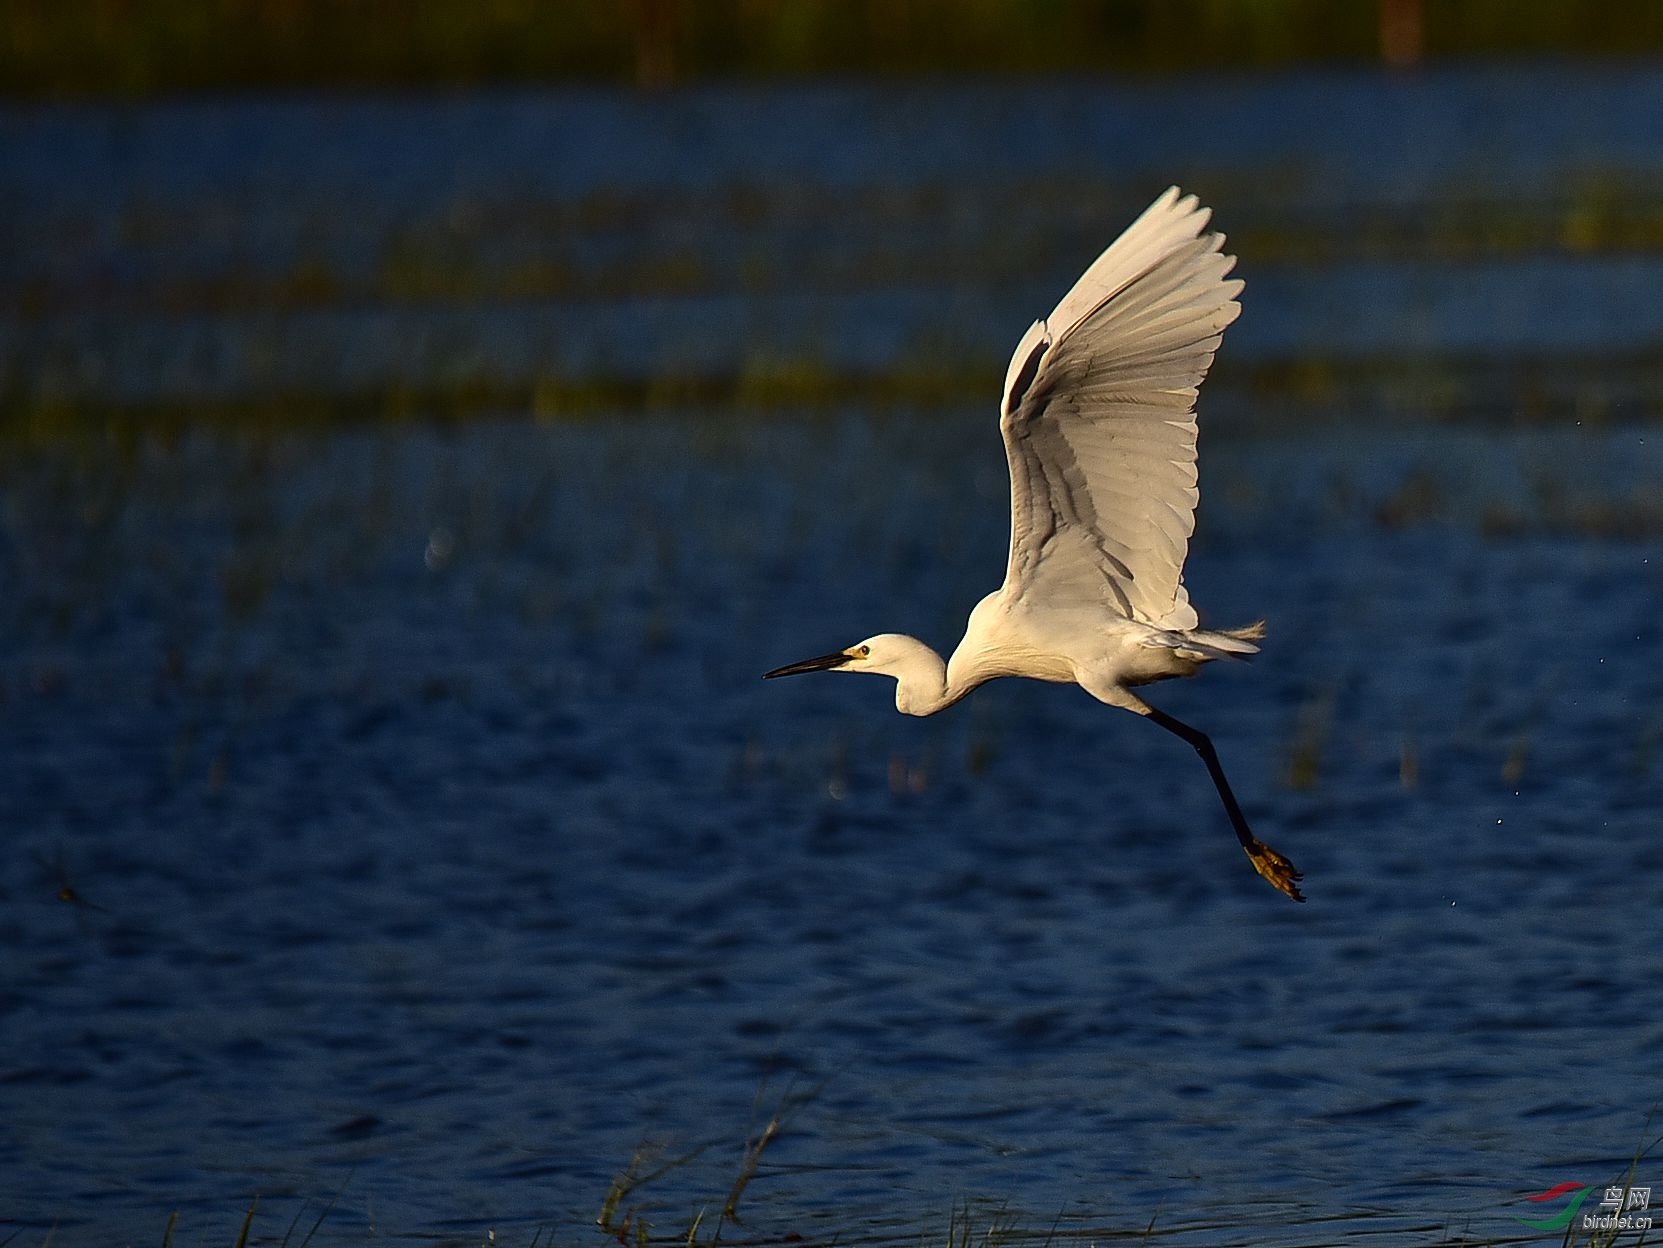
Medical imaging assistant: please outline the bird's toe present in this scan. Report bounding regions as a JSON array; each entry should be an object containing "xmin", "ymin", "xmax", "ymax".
[{"xmin": 1244, "ymin": 838, "xmax": 1305, "ymax": 902}]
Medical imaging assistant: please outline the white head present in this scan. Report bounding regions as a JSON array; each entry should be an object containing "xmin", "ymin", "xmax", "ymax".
[{"xmin": 764, "ymin": 633, "xmax": 950, "ymax": 716}]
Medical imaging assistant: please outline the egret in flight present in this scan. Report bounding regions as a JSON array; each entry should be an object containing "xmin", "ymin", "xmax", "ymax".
[{"xmin": 764, "ymin": 187, "xmax": 1303, "ymax": 901}]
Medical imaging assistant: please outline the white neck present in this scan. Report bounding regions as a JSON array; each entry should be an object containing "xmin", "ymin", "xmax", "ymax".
[{"xmin": 885, "ymin": 636, "xmax": 981, "ymax": 717}]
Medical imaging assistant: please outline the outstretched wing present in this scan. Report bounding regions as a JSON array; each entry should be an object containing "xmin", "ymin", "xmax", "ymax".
[{"xmin": 998, "ymin": 186, "xmax": 1242, "ymax": 629}]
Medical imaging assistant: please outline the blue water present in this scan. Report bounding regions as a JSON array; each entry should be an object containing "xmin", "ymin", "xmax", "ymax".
[
  {"xmin": 4, "ymin": 65, "xmax": 1663, "ymax": 1247},
  {"xmin": 8, "ymin": 65, "xmax": 1663, "ymax": 406}
]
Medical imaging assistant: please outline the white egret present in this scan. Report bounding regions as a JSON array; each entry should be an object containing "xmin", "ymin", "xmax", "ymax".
[{"xmin": 765, "ymin": 187, "xmax": 1302, "ymax": 901}]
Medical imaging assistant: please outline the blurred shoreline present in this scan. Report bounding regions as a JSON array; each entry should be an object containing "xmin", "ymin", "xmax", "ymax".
[{"xmin": 8, "ymin": 0, "xmax": 1663, "ymax": 98}]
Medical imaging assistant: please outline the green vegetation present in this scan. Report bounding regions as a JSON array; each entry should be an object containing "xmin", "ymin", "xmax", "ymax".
[
  {"xmin": 596, "ymin": 1080, "xmax": 822, "ymax": 1247},
  {"xmin": 10, "ymin": 0, "xmax": 1663, "ymax": 98},
  {"xmin": 1558, "ymin": 1121, "xmax": 1663, "ymax": 1248},
  {"xmin": 16, "ymin": 1119, "xmax": 1661, "ymax": 1247},
  {"xmin": 8, "ymin": 345, "xmax": 1663, "ymax": 449},
  {"xmin": 9, "ymin": 173, "xmax": 1663, "ymax": 437}
]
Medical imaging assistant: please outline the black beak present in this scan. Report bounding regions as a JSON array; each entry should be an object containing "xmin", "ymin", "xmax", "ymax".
[{"xmin": 763, "ymin": 650, "xmax": 854, "ymax": 679}]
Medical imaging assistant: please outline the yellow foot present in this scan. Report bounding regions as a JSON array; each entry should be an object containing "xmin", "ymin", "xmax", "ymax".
[{"xmin": 1244, "ymin": 837, "xmax": 1305, "ymax": 902}]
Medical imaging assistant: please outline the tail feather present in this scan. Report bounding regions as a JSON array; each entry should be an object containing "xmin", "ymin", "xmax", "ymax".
[
  {"xmin": 1144, "ymin": 620, "xmax": 1266, "ymax": 662},
  {"xmin": 1198, "ymin": 620, "xmax": 1266, "ymax": 655}
]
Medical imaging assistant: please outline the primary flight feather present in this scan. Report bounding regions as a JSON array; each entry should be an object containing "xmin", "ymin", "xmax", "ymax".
[{"xmin": 765, "ymin": 187, "xmax": 1303, "ymax": 901}]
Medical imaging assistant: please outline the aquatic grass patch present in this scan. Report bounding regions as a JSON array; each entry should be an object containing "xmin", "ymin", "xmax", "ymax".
[
  {"xmin": 0, "ymin": 358, "xmax": 1005, "ymax": 439},
  {"xmin": 10, "ymin": 1199, "xmax": 1151, "ymax": 1248},
  {"xmin": 16, "ymin": 179, "xmax": 1663, "ymax": 329},
  {"xmin": 16, "ymin": 177, "xmax": 1663, "ymax": 331},
  {"xmin": 136, "ymin": 1177, "xmax": 357, "ymax": 1248},
  {"xmin": 597, "ymin": 1078, "xmax": 823, "ymax": 1247},
  {"xmin": 10, "ymin": 346, "xmax": 1663, "ymax": 442},
  {"xmin": 1555, "ymin": 1119, "xmax": 1662, "ymax": 1248}
]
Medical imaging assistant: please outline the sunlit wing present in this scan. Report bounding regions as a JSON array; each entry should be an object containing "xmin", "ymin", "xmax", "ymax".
[{"xmin": 998, "ymin": 186, "xmax": 1242, "ymax": 629}]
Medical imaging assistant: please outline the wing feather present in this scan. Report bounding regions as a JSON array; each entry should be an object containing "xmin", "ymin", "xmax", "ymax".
[{"xmin": 997, "ymin": 187, "xmax": 1240, "ymax": 629}]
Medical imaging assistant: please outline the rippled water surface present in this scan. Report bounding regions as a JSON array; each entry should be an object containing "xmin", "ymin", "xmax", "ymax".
[{"xmin": 4, "ymin": 66, "xmax": 1663, "ymax": 1248}]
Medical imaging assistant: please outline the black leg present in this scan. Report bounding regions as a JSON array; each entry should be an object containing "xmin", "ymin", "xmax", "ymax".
[{"xmin": 1145, "ymin": 705, "xmax": 1305, "ymax": 902}]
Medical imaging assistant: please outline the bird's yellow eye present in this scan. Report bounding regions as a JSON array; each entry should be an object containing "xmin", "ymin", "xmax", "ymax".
[{"xmin": 857, "ymin": 645, "xmax": 871, "ymax": 658}]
